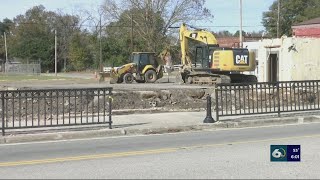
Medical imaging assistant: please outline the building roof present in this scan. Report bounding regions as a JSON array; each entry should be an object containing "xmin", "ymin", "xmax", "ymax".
[{"xmin": 294, "ymin": 17, "xmax": 320, "ymax": 26}]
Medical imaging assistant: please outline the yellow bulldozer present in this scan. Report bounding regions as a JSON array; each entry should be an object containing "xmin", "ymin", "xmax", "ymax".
[{"xmin": 101, "ymin": 50, "xmax": 171, "ymax": 84}]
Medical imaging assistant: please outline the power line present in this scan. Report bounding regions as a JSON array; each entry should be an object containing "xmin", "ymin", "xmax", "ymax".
[{"xmin": 8, "ymin": 21, "xmax": 266, "ymax": 28}]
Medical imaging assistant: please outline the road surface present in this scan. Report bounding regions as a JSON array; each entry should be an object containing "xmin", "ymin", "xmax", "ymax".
[{"xmin": 0, "ymin": 123, "xmax": 319, "ymax": 179}]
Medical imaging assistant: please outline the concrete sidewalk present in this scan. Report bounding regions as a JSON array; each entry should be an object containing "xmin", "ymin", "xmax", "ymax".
[{"xmin": 1, "ymin": 111, "xmax": 320, "ymax": 144}]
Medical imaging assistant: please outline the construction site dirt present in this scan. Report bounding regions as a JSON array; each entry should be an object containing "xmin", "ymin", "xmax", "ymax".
[
  {"xmin": 0, "ymin": 73, "xmax": 317, "ymax": 117},
  {"xmin": 0, "ymin": 74, "xmax": 214, "ymax": 116}
]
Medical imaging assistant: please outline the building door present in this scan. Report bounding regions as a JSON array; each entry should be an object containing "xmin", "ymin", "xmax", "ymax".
[{"xmin": 268, "ymin": 54, "xmax": 278, "ymax": 82}]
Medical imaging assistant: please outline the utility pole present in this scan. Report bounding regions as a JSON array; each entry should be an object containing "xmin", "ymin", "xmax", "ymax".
[
  {"xmin": 99, "ymin": 15, "xmax": 102, "ymax": 72},
  {"xmin": 131, "ymin": 13, "xmax": 133, "ymax": 52},
  {"xmin": 239, "ymin": 0, "xmax": 243, "ymax": 48},
  {"xmin": 55, "ymin": 29, "xmax": 57, "ymax": 76},
  {"xmin": 4, "ymin": 32, "xmax": 8, "ymax": 63},
  {"xmin": 277, "ymin": 0, "xmax": 281, "ymax": 38}
]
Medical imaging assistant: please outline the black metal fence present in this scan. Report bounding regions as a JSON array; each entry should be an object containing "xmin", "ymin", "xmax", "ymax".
[
  {"xmin": 215, "ymin": 80, "xmax": 320, "ymax": 121},
  {"xmin": 1, "ymin": 87, "xmax": 113, "ymax": 136}
]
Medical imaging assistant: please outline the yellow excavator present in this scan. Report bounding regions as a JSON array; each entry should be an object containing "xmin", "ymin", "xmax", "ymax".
[
  {"xmin": 104, "ymin": 48, "xmax": 172, "ymax": 84},
  {"xmin": 177, "ymin": 23, "xmax": 257, "ymax": 84}
]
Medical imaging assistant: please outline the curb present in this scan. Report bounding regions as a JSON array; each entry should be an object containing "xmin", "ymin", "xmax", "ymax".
[{"xmin": 1, "ymin": 116, "xmax": 320, "ymax": 144}]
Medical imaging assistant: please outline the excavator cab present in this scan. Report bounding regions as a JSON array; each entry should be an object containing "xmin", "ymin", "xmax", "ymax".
[{"xmin": 193, "ymin": 45, "xmax": 219, "ymax": 69}]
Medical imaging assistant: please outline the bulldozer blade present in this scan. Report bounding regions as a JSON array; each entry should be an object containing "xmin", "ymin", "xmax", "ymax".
[
  {"xmin": 109, "ymin": 71, "xmax": 120, "ymax": 84},
  {"xmin": 175, "ymin": 73, "xmax": 185, "ymax": 85},
  {"xmin": 109, "ymin": 77, "xmax": 118, "ymax": 84}
]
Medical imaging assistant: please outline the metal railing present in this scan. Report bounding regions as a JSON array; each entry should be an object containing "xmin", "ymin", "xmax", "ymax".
[
  {"xmin": 1, "ymin": 87, "xmax": 113, "ymax": 136},
  {"xmin": 215, "ymin": 80, "xmax": 320, "ymax": 121}
]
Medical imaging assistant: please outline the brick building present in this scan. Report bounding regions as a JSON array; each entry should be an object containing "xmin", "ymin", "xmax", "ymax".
[{"xmin": 292, "ymin": 17, "xmax": 320, "ymax": 38}]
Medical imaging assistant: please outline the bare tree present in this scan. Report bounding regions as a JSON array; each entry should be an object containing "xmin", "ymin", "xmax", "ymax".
[{"xmin": 100, "ymin": 0, "xmax": 213, "ymax": 51}]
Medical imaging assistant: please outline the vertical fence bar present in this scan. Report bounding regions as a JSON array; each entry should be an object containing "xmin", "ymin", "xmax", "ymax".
[
  {"xmin": 26, "ymin": 92, "xmax": 28, "ymax": 126},
  {"xmin": 19, "ymin": 92, "xmax": 21, "ymax": 127},
  {"xmin": 69, "ymin": 90, "xmax": 71, "ymax": 125},
  {"xmin": 285, "ymin": 82, "xmax": 288, "ymax": 111},
  {"xmin": 289, "ymin": 82, "xmax": 293, "ymax": 111},
  {"xmin": 2, "ymin": 92, "xmax": 5, "ymax": 136},
  {"xmin": 31, "ymin": 92, "xmax": 34, "ymax": 127},
  {"xmin": 306, "ymin": 82, "xmax": 308, "ymax": 110},
  {"xmin": 12, "ymin": 92, "xmax": 15, "ymax": 128},
  {"xmin": 252, "ymin": 84, "xmax": 255, "ymax": 113},
  {"xmin": 263, "ymin": 83, "xmax": 268, "ymax": 112},
  {"xmin": 80, "ymin": 90, "xmax": 83, "ymax": 124},
  {"xmin": 243, "ymin": 85, "xmax": 246, "ymax": 114},
  {"xmin": 260, "ymin": 84, "xmax": 263, "ymax": 113},
  {"xmin": 268, "ymin": 84, "xmax": 271, "ymax": 113},
  {"xmin": 294, "ymin": 82, "xmax": 297, "ymax": 111},
  {"xmin": 234, "ymin": 85, "xmax": 237, "ymax": 114},
  {"xmin": 317, "ymin": 81, "xmax": 319, "ymax": 109},
  {"xmin": 44, "ymin": 92, "xmax": 47, "ymax": 126},
  {"xmin": 108, "ymin": 89, "xmax": 112, "ymax": 129},
  {"xmin": 298, "ymin": 82, "xmax": 301, "ymax": 110},
  {"xmin": 86, "ymin": 90, "xmax": 89, "ymax": 123},
  {"xmin": 50, "ymin": 91, "xmax": 53, "ymax": 126},
  {"xmin": 97, "ymin": 90, "xmax": 100, "ymax": 123},
  {"xmin": 62, "ymin": 91, "xmax": 65, "ymax": 125},
  {"xmin": 92, "ymin": 91, "xmax": 95, "ymax": 123},
  {"xmin": 256, "ymin": 84, "xmax": 259, "ymax": 113},
  {"xmin": 37, "ymin": 91, "xmax": 40, "ymax": 126},
  {"xmin": 301, "ymin": 82, "xmax": 305, "ymax": 110},
  {"xmin": 74, "ymin": 90, "xmax": 77, "ymax": 124},
  {"xmin": 273, "ymin": 84, "xmax": 276, "ymax": 112},
  {"xmin": 5, "ymin": 93, "xmax": 8, "ymax": 128},
  {"xmin": 103, "ymin": 89, "xmax": 106, "ymax": 122},
  {"xmin": 56, "ymin": 90, "xmax": 59, "ymax": 125},
  {"xmin": 221, "ymin": 86, "xmax": 224, "ymax": 115},
  {"xmin": 313, "ymin": 81, "xmax": 316, "ymax": 109},
  {"xmin": 247, "ymin": 84, "xmax": 250, "ymax": 113},
  {"xmin": 277, "ymin": 82, "xmax": 280, "ymax": 117},
  {"xmin": 239, "ymin": 85, "xmax": 242, "ymax": 114},
  {"xmin": 229, "ymin": 85, "xmax": 232, "ymax": 115},
  {"xmin": 281, "ymin": 83, "xmax": 285, "ymax": 112},
  {"xmin": 216, "ymin": 86, "xmax": 219, "ymax": 122}
]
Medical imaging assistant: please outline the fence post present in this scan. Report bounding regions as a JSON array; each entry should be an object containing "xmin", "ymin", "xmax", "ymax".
[
  {"xmin": 1, "ymin": 92, "xmax": 5, "ymax": 136},
  {"xmin": 108, "ymin": 88, "xmax": 113, "ymax": 129},
  {"xmin": 215, "ymin": 85, "xmax": 219, "ymax": 122},
  {"xmin": 203, "ymin": 94, "xmax": 215, "ymax": 123},
  {"xmin": 277, "ymin": 82, "xmax": 281, "ymax": 117}
]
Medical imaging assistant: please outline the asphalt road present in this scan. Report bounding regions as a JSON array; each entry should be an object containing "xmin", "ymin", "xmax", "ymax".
[{"xmin": 0, "ymin": 123, "xmax": 319, "ymax": 179}]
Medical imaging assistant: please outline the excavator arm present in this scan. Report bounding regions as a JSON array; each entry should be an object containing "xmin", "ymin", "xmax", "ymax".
[{"xmin": 179, "ymin": 23, "xmax": 218, "ymax": 67}]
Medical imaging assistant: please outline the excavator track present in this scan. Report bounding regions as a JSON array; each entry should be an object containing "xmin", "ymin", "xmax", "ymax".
[
  {"xmin": 180, "ymin": 70, "xmax": 231, "ymax": 85},
  {"xmin": 177, "ymin": 71, "xmax": 257, "ymax": 85}
]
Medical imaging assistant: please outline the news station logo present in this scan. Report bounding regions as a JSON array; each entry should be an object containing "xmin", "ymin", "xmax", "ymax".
[{"xmin": 270, "ymin": 145, "xmax": 300, "ymax": 162}]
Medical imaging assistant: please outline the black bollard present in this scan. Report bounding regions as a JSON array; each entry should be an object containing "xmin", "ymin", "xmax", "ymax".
[{"xmin": 203, "ymin": 94, "xmax": 215, "ymax": 123}]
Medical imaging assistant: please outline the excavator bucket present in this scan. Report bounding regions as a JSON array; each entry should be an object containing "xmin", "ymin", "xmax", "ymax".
[{"xmin": 109, "ymin": 69, "xmax": 119, "ymax": 84}]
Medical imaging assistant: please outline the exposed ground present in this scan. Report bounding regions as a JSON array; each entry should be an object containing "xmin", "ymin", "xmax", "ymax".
[
  {"xmin": 0, "ymin": 72, "xmax": 214, "ymax": 115},
  {"xmin": 0, "ymin": 72, "xmax": 318, "ymax": 116}
]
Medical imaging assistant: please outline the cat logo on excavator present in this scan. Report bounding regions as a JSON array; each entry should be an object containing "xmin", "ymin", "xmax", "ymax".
[{"xmin": 235, "ymin": 55, "xmax": 249, "ymax": 65}]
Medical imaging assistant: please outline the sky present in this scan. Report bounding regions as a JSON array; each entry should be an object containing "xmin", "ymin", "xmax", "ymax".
[{"xmin": 0, "ymin": 0, "xmax": 275, "ymax": 33}]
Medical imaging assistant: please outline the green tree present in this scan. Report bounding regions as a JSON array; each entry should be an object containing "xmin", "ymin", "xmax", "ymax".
[
  {"xmin": 262, "ymin": 0, "xmax": 320, "ymax": 37},
  {"xmin": 233, "ymin": 30, "xmax": 246, "ymax": 37},
  {"xmin": 7, "ymin": 6, "xmax": 56, "ymax": 71},
  {"xmin": 7, "ymin": 5, "xmax": 85, "ymax": 72},
  {"xmin": 0, "ymin": 18, "xmax": 13, "ymax": 60},
  {"xmin": 215, "ymin": 30, "xmax": 233, "ymax": 37},
  {"xmin": 68, "ymin": 31, "xmax": 94, "ymax": 71}
]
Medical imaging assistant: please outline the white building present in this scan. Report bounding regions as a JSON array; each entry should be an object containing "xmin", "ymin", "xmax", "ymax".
[{"xmin": 257, "ymin": 37, "xmax": 320, "ymax": 82}]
